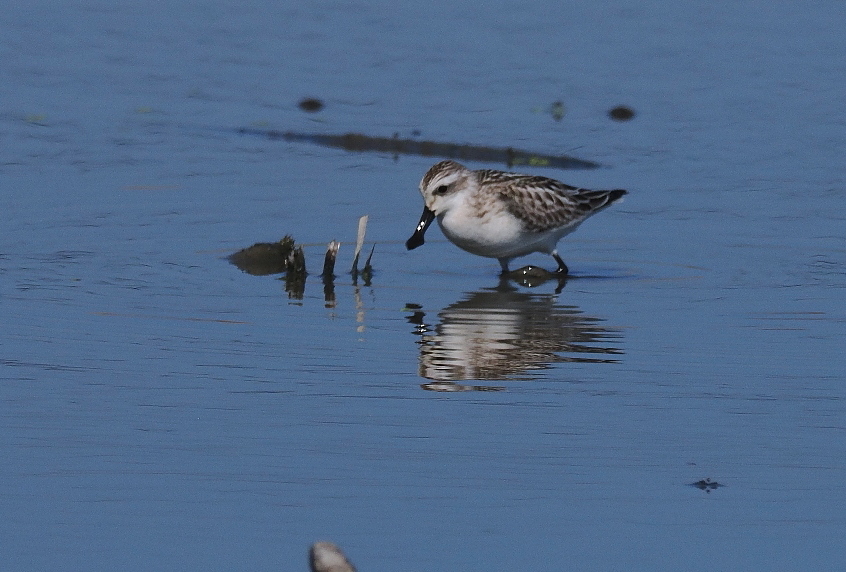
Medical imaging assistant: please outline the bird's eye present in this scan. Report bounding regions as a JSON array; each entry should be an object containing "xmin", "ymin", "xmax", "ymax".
[{"xmin": 433, "ymin": 185, "xmax": 449, "ymax": 196}]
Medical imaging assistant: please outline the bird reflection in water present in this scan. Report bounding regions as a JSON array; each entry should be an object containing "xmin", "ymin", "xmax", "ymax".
[{"xmin": 407, "ymin": 276, "xmax": 622, "ymax": 389}]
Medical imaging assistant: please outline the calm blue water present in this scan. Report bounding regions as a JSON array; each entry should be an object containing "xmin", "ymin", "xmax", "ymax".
[{"xmin": 2, "ymin": 1, "xmax": 845, "ymax": 570}]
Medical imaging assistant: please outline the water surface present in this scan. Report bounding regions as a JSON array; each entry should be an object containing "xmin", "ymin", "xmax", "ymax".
[{"xmin": 2, "ymin": 1, "xmax": 845, "ymax": 571}]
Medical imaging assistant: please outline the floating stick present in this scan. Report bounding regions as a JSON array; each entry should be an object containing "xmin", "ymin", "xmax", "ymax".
[
  {"xmin": 287, "ymin": 245, "xmax": 306, "ymax": 275},
  {"xmin": 360, "ymin": 244, "xmax": 375, "ymax": 284},
  {"xmin": 322, "ymin": 240, "xmax": 340, "ymax": 278},
  {"xmin": 322, "ymin": 241, "xmax": 340, "ymax": 307},
  {"xmin": 351, "ymin": 215, "xmax": 368, "ymax": 275},
  {"xmin": 284, "ymin": 245, "xmax": 307, "ymax": 300}
]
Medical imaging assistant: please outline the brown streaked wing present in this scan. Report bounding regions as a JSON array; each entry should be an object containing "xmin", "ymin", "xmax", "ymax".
[
  {"xmin": 477, "ymin": 170, "xmax": 580, "ymax": 193},
  {"xmin": 478, "ymin": 172, "xmax": 584, "ymax": 233},
  {"xmin": 489, "ymin": 179, "xmax": 625, "ymax": 233}
]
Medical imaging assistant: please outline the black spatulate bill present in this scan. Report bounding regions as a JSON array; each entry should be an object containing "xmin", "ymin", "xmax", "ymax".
[{"xmin": 405, "ymin": 207, "xmax": 436, "ymax": 250}]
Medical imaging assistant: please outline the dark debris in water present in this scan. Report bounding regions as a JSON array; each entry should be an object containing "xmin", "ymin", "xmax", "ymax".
[
  {"xmin": 298, "ymin": 97, "xmax": 324, "ymax": 112},
  {"xmin": 352, "ymin": 244, "xmax": 375, "ymax": 285},
  {"xmin": 229, "ymin": 231, "xmax": 373, "ymax": 304},
  {"xmin": 608, "ymin": 105, "xmax": 636, "ymax": 121},
  {"xmin": 531, "ymin": 101, "xmax": 566, "ymax": 121},
  {"xmin": 228, "ymin": 236, "xmax": 298, "ymax": 276},
  {"xmin": 321, "ymin": 240, "xmax": 340, "ymax": 279},
  {"xmin": 507, "ymin": 265, "xmax": 568, "ymax": 292},
  {"xmin": 237, "ymin": 128, "xmax": 602, "ymax": 170},
  {"xmin": 228, "ymin": 235, "xmax": 307, "ymax": 299},
  {"xmin": 690, "ymin": 478, "xmax": 724, "ymax": 492},
  {"xmin": 284, "ymin": 248, "xmax": 307, "ymax": 300},
  {"xmin": 550, "ymin": 101, "xmax": 566, "ymax": 121}
]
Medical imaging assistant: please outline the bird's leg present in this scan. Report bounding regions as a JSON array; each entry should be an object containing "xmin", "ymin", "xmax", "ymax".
[
  {"xmin": 498, "ymin": 258, "xmax": 510, "ymax": 275},
  {"xmin": 551, "ymin": 251, "xmax": 569, "ymax": 275}
]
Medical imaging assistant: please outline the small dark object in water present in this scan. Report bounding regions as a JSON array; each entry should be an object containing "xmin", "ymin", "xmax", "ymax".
[
  {"xmin": 228, "ymin": 236, "xmax": 296, "ymax": 276},
  {"xmin": 506, "ymin": 265, "xmax": 568, "ymax": 291},
  {"xmin": 690, "ymin": 478, "xmax": 724, "ymax": 492},
  {"xmin": 287, "ymin": 245, "xmax": 306, "ymax": 275},
  {"xmin": 608, "ymin": 106, "xmax": 635, "ymax": 121},
  {"xmin": 321, "ymin": 241, "xmax": 340, "ymax": 306},
  {"xmin": 358, "ymin": 245, "xmax": 375, "ymax": 285},
  {"xmin": 321, "ymin": 241, "xmax": 340, "ymax": 279},
  {"xmin": 284, "ymin": 245, "xmax": 307, "ymax": 300},
  {"xmin": 298, "ymin": 98, "xmax": 324, "ymax": 112},
  {"xmin": 513, "ymin": 265, "xmax": 551, "ymax": 280},
  {"xmin": 550, "ymin": 101, "xmax": 565, "ymax": 121}
]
